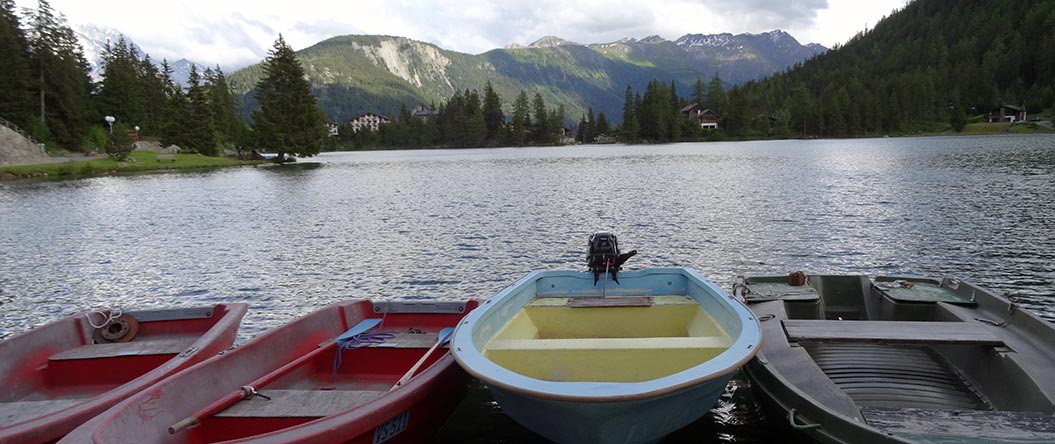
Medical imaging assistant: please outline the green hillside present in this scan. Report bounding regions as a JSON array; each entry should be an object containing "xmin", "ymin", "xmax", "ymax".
[
  {"xmin": 229, "ymin": 33, "xmax": 823, "ymax": 124},
  {"xmin": 724, "ymin": 0, "xmax": 1055, "ymax": 137}
]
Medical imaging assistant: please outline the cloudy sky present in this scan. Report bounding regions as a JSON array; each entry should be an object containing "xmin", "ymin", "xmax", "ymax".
[{"xmin": 16, "ymin": 0, "xmax": 909, "ymax": 70}]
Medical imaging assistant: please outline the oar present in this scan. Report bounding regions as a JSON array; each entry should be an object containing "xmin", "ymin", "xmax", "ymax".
[
  {"xmin": 168, "ymin": 318, "xmax": 382, "ymax": 434},
  {"xmin": 389, "ymin": 327, "xmax": 454, "ymax": 391}
]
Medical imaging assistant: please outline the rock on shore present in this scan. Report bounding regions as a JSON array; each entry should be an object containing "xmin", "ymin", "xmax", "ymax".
[{"xmin": 0, "ymin": 125, "xmax": 48, "ymax": 166}]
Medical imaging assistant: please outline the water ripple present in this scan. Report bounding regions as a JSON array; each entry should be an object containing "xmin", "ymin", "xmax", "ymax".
[{"xmin": 2, "ymin": 135, "xmax": 1055, "ymax": 441}]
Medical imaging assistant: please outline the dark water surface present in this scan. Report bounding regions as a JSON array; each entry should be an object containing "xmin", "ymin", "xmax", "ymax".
[{"xmin": 2, "ymin": 135, "xmax": 1054, "ymax": 442}]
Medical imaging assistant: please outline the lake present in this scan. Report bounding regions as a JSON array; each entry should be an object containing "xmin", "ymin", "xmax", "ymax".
[{"xmin": 2, "ymin": 134, "xmax": 1054, "ymax": 442}]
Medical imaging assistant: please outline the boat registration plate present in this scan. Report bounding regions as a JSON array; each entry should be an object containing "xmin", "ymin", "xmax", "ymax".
[{"xmin": 373, "ymin": 409, "xmax": 411, "ymax": 444}]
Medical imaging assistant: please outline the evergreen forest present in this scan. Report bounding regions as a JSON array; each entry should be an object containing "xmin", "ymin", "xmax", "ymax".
[
  {"xmin": 0, "ymin": 0, "xmax": 322, "ymax": 157},
  {"xmin": 335, "ymin": 82, "xmax": 569, "ymax": 149},
  {"xmin": 690, "ymin": 0, "xmax": 1055, "ymax": 139}
]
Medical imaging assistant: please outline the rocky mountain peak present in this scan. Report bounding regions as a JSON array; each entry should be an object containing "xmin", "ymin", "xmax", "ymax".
[{"xmin": 526, "ymin": 36, "xmax": 580, "ymax": 48}]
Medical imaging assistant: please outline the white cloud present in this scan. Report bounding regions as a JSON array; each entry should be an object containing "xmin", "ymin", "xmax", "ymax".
[{"xmin": 15, "ymin": 0, "xmax": 909, "ymax": 69}]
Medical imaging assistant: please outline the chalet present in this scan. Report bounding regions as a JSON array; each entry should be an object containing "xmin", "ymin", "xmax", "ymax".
[
  {"xmin": 561, "ymin": 127, "xmax": 575, "ymax": 145},
  {"xmin": 412, "ymin": 106, "xmax": 439, "ymax": 121},
  {"xmin": 681, "ymin": 103, "xmax": 719, "ymax": 129},
  {"xmin": 988, "ymin": 105, "xmax": 1026, "ymax": 123},
  {"xmin": 348, "ymin": 113, "xmax": 391, "ymax": 133},
  {"xmin": 326, "ymin": 122, "xmax": 339, "ymax": 137}
]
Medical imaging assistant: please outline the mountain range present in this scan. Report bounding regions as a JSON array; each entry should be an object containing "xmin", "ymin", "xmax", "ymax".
[
  {"xmin": 73, "ymin": 24, "xmax": 206, "ymax": 88},
  {"xmin": 226, "ymin": 31, "xmax": 826, "ymax": 124},
  {"xmin": 72, "ymin": 22, "xmax": 826, "ymax": 125}
]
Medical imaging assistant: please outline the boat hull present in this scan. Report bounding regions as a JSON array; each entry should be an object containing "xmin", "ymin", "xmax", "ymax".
[
  {"xmin": 490, "ymin": 373, "xmax": 734, "ymax": 444},
  {"xmin": 452, "ymin": 267, "xmax": 762, "ymax": 444},
  {"xmin": 60, "ymin": 299, "xmax": 477, "ymax": 444},
  {"xmin": 0, "ymin": 304, "xmax": 247, "ymax": 444},
  {"xmin": 737, "ymin": 274, "xmax": 1055, "ymax": 444}
]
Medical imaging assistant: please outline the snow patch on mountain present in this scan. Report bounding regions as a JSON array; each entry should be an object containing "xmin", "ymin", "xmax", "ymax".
[{"xmin": 73, "ymin": 23, "xmax": 206, "ymax": 88}]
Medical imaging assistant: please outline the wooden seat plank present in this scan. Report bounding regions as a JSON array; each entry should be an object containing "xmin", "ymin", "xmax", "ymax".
[
  {"xmin": 0, "ymin": 399, "xmax": 83, "ymax": 425},
  {"xmin": 49, "ymin": 338, "xmax": 194, "ymax": 361},
  {"xmin": 368, "ymin": 331, "xmax": 438, "ymax": 348},
  {"xmin": 783, "ymin": 320, "xmax": 1003, "ymax": 345},
  {"xmin": 567, "ymin": 296, "xmax": 654, "ymax": 307},
  {"xmin": 215, "ymin": 389, "xmax": 383, "ymax": 418},
  {"xmin": 487, "ymin": 336, "xmax": 731, "ymax": 351}
]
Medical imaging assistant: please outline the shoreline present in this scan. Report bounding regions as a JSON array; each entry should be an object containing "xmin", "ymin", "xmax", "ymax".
[
  {"xmin": 0, "ymin": 151, "xmax": 267, "ymax": 182},
  {"xmin": 4, "ymin": 123, "xmax": 1050, "ymax": 181}
]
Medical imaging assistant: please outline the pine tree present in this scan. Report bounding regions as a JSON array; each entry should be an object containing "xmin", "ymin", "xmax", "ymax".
[
  {"xmin": 582, "ymin": 107, "xmax": 595, "ymax": 143},
  {"xmin": 138, "ymin": 55, "xmax": 167, "ymax": 137},
  {"xmin": 705, "ymin": 73, "xmax": 725, "ymax": 114},
  {"xmin": 669, "ymin": 80, "xmax": 682, "ymax": 141},
  {"xmin": 595, "ymin": 112, "xmax": 610, "ymax": 136},
  {"xmin": 482, "ymin": 80, "xmax": 504, "ymax": 144},
  {"xmin": 25, "ymin": 0, "xmax": 92, "ymax": 147},
  {"xmin": 950, "ymin": 104, "xmax": 967, "ymax": 131},
  {"xmin": 531, "ymin": 93, "xmax": 547, "ymax": 144},
  {"xmin": 465, "ymin": 88, "xmax": 486, "ymax": 147},
  {"xmin": 549, "ymin": 105, "xmax": 565, "ymax": 144},
  {"xmin": 98, "ymin": 37, "xmax": 146, "ymax": 130},
  {"xmin": 251, "ymin": 35, "xmax": 327, "ymax": 159},
  {"xmin": 158, "ymin": 59, "xmax": 188, "ymax": 147},
  {"xmin": 0, "ymin": 0, "xmax": 33, "ymax": 128},
  {"xmin": 620, "ymin": 85, "xmax": 639, "ymax": 142},
  {"xmin": 691, "ymin": 76, "xmax": 706, "ymax": 107},
  {"xmin": 511, "ymin": 90, "xmax": 530, "ymax": 146},
  {"xmin": 205, "ymin": 66, "xmax": 244, "ymax": 147},
  {"xmin": 186, "ymin": 65, "xmax": 216, "ymax": 154}
]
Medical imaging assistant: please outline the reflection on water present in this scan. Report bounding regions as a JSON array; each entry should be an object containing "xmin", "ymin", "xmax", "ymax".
[{"xmin": 2, "ymin": 134, "xmax": 1054, "ymax": 442}]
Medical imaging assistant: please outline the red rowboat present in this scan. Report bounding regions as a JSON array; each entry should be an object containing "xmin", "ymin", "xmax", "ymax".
[
  {"xmin": 61, "ymin": 299, "xmax": 478, "ymax": 444},
  {"xmin": 0, "ymin": 303, "xmax": 248, "ymax": 444}
]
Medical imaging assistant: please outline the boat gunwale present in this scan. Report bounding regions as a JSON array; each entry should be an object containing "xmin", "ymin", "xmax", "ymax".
[
  {"xmin": 65, "ymin": 298, "xmax": 476, "ymax": 444},
  {"xmin": 451, "ymin": 267, "xmax": 762, "ymax": 402},
  {"xmin": 742, "ymin": 273, "xmax": 1055, "ymax": 444},
  {"xmin": 0, "ymin": 303, "xmax": 248, "ymax": 443}
]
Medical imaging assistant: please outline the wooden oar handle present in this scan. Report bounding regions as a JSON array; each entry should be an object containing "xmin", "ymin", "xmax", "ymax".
[
  {"xmin": 168, "ymin": 417, "xmax": 199, "ymax": 434},
  {"xmin": 167, "ymin": 319, "xmax": 381, "ymax": 434}
]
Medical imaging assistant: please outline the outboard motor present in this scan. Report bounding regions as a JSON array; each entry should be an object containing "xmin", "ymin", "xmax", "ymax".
[{"xmin": 587, "ymin": 232, "xmax": 637, "ymax": 285}]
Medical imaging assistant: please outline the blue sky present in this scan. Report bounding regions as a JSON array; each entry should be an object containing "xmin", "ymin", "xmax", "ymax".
[{"xmin": 16, "ymin": 0, "xmax": 909, "ymax": 70}]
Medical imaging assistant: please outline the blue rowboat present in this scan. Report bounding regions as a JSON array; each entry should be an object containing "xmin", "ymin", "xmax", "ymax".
[{"xmin": 451, "ymin": 267, "xmax": 762, "ymax": 444}]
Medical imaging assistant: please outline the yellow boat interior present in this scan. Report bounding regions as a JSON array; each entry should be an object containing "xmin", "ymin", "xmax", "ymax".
[{"xmin": 483, "ymin": 295, "xmax": 732, "ymax": 382}]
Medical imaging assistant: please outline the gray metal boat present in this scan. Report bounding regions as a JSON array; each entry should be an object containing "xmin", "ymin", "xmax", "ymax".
[{"xmin": 735, "ymin": 274, "xmax": 1055, "ymax": 443}]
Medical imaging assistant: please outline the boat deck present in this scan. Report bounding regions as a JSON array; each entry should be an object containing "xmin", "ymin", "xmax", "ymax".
[
  {"xmin": 485, "ymin": 294, "xmax": 733, "ymax": 382},
  {"xmin": 0, "ymin": 399, "xmax": 83, "ymax": 425},
  {"xmin": 215, "ymin": 389, "xmax": 385, "ymax": 418},
  {"xmin": 784, "ymin": 320, "xmax": 1004, "ymax": 345},
  {"xmin": 805, "ymin": 343, "xmax": 990, "ymax": 410}
]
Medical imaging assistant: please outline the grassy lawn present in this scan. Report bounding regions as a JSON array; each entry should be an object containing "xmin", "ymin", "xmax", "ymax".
[
  {"xmin": 956, "ymin": 121, "xmax": 1053, "ymax": 135},
  {"xmin": 0, "ymin": 151, "xmax": 266, "ymax": 181}
]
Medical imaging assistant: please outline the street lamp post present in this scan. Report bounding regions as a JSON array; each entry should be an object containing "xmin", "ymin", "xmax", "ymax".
[{"xmin": 104, "ymin": 115, "xmax": 115, "ymax": 134}]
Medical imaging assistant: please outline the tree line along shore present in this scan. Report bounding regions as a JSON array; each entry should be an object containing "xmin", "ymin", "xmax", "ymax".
[{"xmin": 1, "ymin": 0, "xmax": 1054, "ymax": 182}]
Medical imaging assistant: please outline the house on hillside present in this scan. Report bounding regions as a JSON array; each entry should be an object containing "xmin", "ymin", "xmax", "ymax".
[
  {"xmin": 412, "ymin": 106, "xmax": 439, "ymax": 121},
  {"xmin": 326, "ymin": 122, "xmax": 340, "ymax": 137},
  {"xmin": 988, "ymin": 105, "xmax": 1026, "ymax": 123},
  {"xmin": 348, "ymin": 113, "xmax": 391, "ymax": 133},
  {"xmin": 681, "ymin": 103, "xmax": 720, "ymax": 129}
]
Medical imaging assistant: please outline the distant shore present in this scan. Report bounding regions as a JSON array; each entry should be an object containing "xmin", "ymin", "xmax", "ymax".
[
  {"xmin": 0, "ymin": 151, "xmax": 265, "ymax": 181},
  {"xmin": 3, "ymin": 121, "xmax": 1051, "ymax": 181}
]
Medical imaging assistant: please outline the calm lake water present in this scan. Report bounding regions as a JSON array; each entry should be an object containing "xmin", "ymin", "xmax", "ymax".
[{"xmin": 2, "ymin": 134, "xmax": 1054, "ymax": 442}]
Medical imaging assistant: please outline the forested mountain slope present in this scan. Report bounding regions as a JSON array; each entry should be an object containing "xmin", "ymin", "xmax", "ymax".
[
  {"xmin": 228, "ymin": 32, "xmax": 826, "ymax": 123},
  {"xmin": 723, "ymin": 0, "xmax": 1055, "ymax": 137}
]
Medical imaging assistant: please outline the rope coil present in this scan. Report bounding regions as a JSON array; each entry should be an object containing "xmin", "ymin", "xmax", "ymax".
[{"xmin": 85, "ymin": 308, "xmax": 123, "ymax": 329}]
